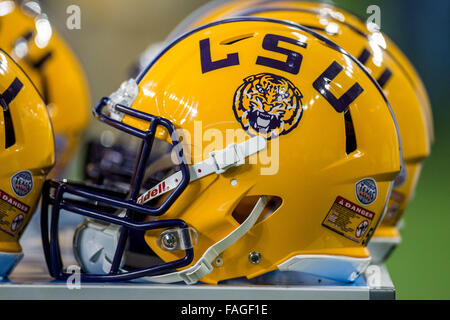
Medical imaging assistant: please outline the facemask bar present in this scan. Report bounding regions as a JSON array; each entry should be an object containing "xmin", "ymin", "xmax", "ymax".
[{"xmin": 41, "ymin": 97, "xmax": 193, "ymax": 282}]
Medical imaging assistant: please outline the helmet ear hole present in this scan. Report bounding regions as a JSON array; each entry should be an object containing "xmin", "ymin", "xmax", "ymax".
[
  {"xmin": 344, "ymin": 109, "xmax": 357, "ymax": 154},
  {"xmin": 232, "ymin": 195, "xmax": 282, "ymax": 225}
]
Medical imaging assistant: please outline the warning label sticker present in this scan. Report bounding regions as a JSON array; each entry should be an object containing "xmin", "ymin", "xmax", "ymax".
[
  {"xmin": 322, "ymin": 196, "xmax": 375, "ymax": 244},
  {"xmin": 0, "ymin": 189, "xmax": 30, "ymax": 236},
  {"xmin": 382, "ymin": 191, "xmax": 406, "ymax": 226}
]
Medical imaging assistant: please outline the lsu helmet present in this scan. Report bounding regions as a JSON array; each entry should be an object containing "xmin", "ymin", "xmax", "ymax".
[
  {"xmin": 178, "ymin": 0, "xmax": 433, "ymax": 264},
  {"xmin": 0, "ymin": 0, "xmax": 90, "ymax": 177},
  {"xmin": 0, "ymin": 48, "xmax": 54, "ymax": 277},
  {"xmin": 42, "ymin": 18, "xmax": 401, "ymax": 284}
]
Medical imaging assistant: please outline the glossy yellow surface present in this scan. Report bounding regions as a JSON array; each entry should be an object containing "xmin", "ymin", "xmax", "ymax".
[
  {"xmin": 0, "ymin": 2, "xmax": 90, "ymax": 177},
  {"xmin": 184, "ymin": 0, "xmax": 434, "ymax": 143},
  {"xmin": 181, "ymin": 0, "xmax": 433, "ymax": 260},
  {"xmin": 0, "ymin": 49, "xmax": 54, "ymax": 252},
  {"xmin": 123, "ymin": 20, "xmax": 401, "ymax": 283}
]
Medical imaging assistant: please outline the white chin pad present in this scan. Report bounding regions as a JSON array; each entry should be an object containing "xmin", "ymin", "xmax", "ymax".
[
  {"xmin": 73, "ymin": 220, "xmax": 122, "ymax": 274},
  {"xmin": 0, "ymin": 251, "xmax": 23, "ymax": 278}
]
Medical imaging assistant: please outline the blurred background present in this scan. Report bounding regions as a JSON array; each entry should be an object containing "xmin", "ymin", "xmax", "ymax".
[{"xmin": 38, "ymin": 0, "xmax": 449, "ymax": 299}]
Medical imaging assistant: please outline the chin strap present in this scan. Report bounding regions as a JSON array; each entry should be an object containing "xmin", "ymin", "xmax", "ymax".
[
  {"xmin": 137, "ymin": 135, "xmax": 267, "ymax": 205},
  {"xmin": 141, "ymin": 195, "xmax": 268, "ymax": 284}
]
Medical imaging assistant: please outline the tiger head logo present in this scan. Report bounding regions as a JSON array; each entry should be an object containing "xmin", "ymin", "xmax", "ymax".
[{"xmin": 233, "ymin": 73, "xmax": 303, "ymax": 139}]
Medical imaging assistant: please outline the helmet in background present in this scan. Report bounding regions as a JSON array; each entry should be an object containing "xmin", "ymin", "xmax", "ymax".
[
  {"xmin": 0, "ymin": 48, "xmax": 54, "ymax": 277},
  {"xmin": 0, "ymin": 0, "xmax": 90, "ymax": 177}
]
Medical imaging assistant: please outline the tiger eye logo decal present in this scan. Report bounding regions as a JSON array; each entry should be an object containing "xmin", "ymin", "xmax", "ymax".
[{"xmin": 233, "ymin": 73, "xmax": 303, "ymax": 140}]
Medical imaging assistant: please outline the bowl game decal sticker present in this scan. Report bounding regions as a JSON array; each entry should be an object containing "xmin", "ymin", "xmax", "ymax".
[
  {"xmin": 355, "ymin": 178, "xmax": 378, "ymax": 205},
  {"xmin": 322, "ymin": 196, "xmax": 375, "ymax": 244},
  {"xmin": 10, "ymin": 170, "xmax": 33, "ymax": 197}
]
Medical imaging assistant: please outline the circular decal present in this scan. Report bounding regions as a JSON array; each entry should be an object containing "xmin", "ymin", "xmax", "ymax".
[
  {"xmin": 11, "ymin": 214, "xmax": 24, "ymax": 232},
  {"xmin": 356, "ymin": 220, "xmax": 369, "ymax": 238},
  {"xmin": 233, "ymin": 73, "xmax": 303, "ymax": 140},
  {"xmin": 10, "ymin": 170, "xmax": 33, "ymax": 197},
  {"xmin": 355, "ymin": 178, "xmax": 378, "ymax": 206}
]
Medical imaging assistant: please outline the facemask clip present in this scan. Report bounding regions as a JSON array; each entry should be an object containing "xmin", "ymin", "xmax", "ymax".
[{"xmin": 157, "ymin": 227, "xmax": 198, "ymax": 251}]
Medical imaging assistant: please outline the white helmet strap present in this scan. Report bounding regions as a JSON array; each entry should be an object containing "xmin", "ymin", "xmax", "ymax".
[
  {"xmin": 140, "ymin": 195, "xmax": 268, "ymax": 284},
  {"xmin": 137, "ymin": 135, "xmax": 267, "ymax": 205}
]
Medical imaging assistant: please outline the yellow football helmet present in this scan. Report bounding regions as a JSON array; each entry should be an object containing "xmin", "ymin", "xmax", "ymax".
[
  {"xmin": 179, "ymin": 0, "xmax": 433, "ymax": 264},
  {"xmin": 0, "ymin": 0, "xmax": 90, "ymax": 177},
  {"xmin": 0, "ymin": 48, "xmax": 54, "ymax": 277},
  {"xmin": 41, "ymin": 18, "xmax": 401, "ymax": 284}
]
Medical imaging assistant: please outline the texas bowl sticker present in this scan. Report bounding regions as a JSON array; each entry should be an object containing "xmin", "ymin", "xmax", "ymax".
[
  {"xmin": 355, "ymin": 178, "xmax": 377, "ymax": 205},
  {"xmin": 233, "ymin": 73, "xmax": 303, "ymax": 140},
  {"xmin": 10, "ymin": 170, "xmax": 33, "ymax": 197}
]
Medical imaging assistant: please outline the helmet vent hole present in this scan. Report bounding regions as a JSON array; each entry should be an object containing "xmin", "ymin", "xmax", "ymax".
[
  {"xmin": 344, "ymin": 109, "xmax": 357, "ymax": 155},
  {"xmin": 1, "ymin": 77, "xmax": 23, "ymax": 149},
  {"xmin": 220, "ymin": 33, "xmax": 255, "ymax": 45},
  {"xmin": 232, "ymin": 195, "xmax": 282, "ymax": 225}
]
